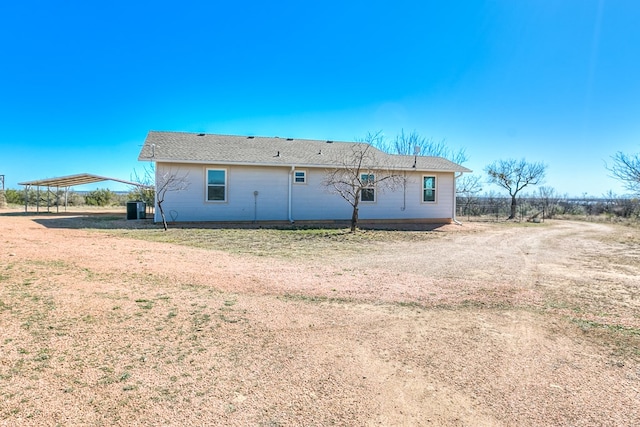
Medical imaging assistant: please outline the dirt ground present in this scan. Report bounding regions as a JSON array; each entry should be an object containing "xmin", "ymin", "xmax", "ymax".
[{"xmin": 1, "ymin": 209, "xmax": 639, "ymax": 426}]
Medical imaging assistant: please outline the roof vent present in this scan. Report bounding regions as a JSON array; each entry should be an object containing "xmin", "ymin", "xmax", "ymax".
[
  {"xmin": 275, "ymin": 151, "xmax": 280, "ymax": 157},
  {"xmin": 326, "ymin": 140, "xmax": 333, "ymax": 143},
  {"xmin": 247, "ymin": 136, "xmax": 254, "ymax": 139},
  {"xmin": 318, "ymin": 149, "xmax": 322, "ymax": 155},
  {"xmin": 197, "ymin": 133, "xmax": 205, "ymax": 136}
]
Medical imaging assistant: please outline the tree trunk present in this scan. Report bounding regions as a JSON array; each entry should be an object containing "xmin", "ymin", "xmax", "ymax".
[
  {"xmin": 350, "ymin": 206, "xmax": 359, "ymax": 233},
  {"xmin": 509, "ymin": 195, "xmax": 517, "ymax": 220},
  {"xmin": 157, "ymin": 201, "xmax": 168, "ymax": 231}
]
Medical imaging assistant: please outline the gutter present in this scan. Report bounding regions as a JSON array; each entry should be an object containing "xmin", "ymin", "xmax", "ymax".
[{"xmin": 139, "ymin": 157, "xmax": 470, "ymax": 174}]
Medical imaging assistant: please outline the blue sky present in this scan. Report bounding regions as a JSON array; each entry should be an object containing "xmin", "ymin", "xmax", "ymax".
[{"xmin": 1, "ymin": 0, "xmax": 639, "ymax": 197}]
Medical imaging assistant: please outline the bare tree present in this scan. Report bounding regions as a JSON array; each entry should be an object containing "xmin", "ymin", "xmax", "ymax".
[
  {"xmin": 324, "ymin": 132, "xmax": 402, "ymax": 232},
  {"xmin": 129, "ymin": 164, "xmax": 156, "ymax": 210},
  {"xmin": 155, "ymin": 168, "xmax": 190, "ymax": 231},
  {"xmin": 373, "ymin": 129, "xmax": 468, "ymax": 165},
  {"xmin": 602, "ymin": 190, "xmax": 618, "ymax": 220},
  {"xmin": 609, "ymin": 151, "xmax": 640, "ymax": 194},
  {"xmin": 456, "ymin": 174, "xmax": 482, "ymax": 220},
  {"xmin": 485, "ymin": 158, "xmax": 546, "ymax": 220},
  {"xmin": 537, "ymin": 186, "xmax": 560, "ymax": 219}
]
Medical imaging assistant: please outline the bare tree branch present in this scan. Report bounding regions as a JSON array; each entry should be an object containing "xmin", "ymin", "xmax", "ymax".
[
  {"xmin": 371, "ymin": 129, "xmax": 469, "ymax": 165},
  {"xmin": 608, "ymin": 151, "xmax": 640, "ymax": 194},
  {"xmin": 456, "ymin": 174, "xmax": 482, "ymax": 195}
]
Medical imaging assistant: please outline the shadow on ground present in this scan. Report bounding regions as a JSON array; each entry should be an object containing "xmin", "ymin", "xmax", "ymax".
[{"xmin": 2, "ymin": 209, "xmax": 457, "ymax": 232}]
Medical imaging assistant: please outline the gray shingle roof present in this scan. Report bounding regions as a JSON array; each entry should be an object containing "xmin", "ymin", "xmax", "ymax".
[{"xmin": 138, "ymin": 131, "xmax": 472, "ymax": 173}]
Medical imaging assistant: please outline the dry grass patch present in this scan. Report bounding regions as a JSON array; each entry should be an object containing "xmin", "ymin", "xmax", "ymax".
[{"xmin": 107, "ymin": 226, "xmax": 454, "ymax": 261}]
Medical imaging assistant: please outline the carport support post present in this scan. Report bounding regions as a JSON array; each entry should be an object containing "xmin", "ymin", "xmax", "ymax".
[{"xmin": 23, "ymin": 185, "xmax": 29, "ymax": 212}]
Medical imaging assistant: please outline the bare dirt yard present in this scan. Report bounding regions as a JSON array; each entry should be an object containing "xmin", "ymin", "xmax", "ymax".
[{"xmin": 1, "ymin": 209, "xmax": 639, "ymax": 426}]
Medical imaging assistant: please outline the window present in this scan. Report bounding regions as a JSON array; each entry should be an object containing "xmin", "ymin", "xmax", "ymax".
[
  {"xmin": 361, "ymin": 173, "xmax": 375, "ymax": 202},
  {"xmin": 361, "ymin": 188, "xmax": 375, "ymax": 202},
  {"xmin": 294, "ymin": 170, "xmax": 306, "ymax": 184},
  {"xmin": 207, "ymin": 169, "xmax": 226, "ymax": 201},
  {"xmin": 423, "ymin": 176, "xmax": 436, "ymax": 202}
]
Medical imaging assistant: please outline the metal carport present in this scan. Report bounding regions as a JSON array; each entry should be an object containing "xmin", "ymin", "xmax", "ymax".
[{"xmin": 18, "ymin": 173, "xmax": 145, "ymax": 213}]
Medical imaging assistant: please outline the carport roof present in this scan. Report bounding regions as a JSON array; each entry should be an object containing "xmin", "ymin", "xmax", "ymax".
[{"xmin": 18, "ymin": 173, "xmax": 143, "ymax": 188}]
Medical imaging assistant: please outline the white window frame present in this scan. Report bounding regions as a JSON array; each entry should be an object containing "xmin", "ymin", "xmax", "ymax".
[
  {"xmin": 293, "ymin": 169, "xmax": 307, "ymax": 184},
  {"xmin": 206, "ymin": 168, "xmax": 227, "ymax": 202},
  {"xmin": 422, "ymin": 175, "xmax": 436, "ymax": 203},
  {"xmin": 360, "ymin": 173, "xmax": 376, "ymax": 203}
]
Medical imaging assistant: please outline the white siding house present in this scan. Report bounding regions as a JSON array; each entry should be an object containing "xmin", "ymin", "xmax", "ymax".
[{"xmin": 138, "ymin": 131, "xmax": 471, "ymax": 225}]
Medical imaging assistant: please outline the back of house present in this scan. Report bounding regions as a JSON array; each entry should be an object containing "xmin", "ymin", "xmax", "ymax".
[{"xmin": 137, "ymin": 131, "xmax": 471, "ymax": 225}]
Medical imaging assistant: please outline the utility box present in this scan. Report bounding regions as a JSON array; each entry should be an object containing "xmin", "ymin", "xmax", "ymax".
[
  {"xmin": 127, "ymin": 201, "xmax": 146, "ymax": 220},
  {"xmin": 137, "ymin": 201, "xmax": 146, "ymax": 219}
]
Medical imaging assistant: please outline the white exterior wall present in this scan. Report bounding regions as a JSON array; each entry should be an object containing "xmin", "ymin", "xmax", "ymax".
[
  {"xmin": 155, "ymin": 162, "xmax": 456, "ymax": 222},
  {"xmin": 293, "ymin": 168, "xmax": 455, "ymax": 221},
  {"xmin": 290, "ymin": 167, "xmax": 351, "ymax": 220},
  {"xmin": 155, "ymin": 163, "xmax": 289, "ymax": 222}
]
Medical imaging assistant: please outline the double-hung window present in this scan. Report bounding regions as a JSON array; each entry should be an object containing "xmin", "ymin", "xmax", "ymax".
[
  {"xmin": 422, "ymin": 176, "xmax": 436, "ymax": 202},
  {"xmin": 207, "ymin": 169, "xmax": 226, "ymax": 202},
  {"xmin": 360, "ymin": 173, "xmax": 375, "ymax": 202}
]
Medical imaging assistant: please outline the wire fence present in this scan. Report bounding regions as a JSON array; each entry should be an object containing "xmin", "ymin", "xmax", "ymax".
[{"xmin": 456, "ymin": 196, "xmax": 640, "ymax": 222}]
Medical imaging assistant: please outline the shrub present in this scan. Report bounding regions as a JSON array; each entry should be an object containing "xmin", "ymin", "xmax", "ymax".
[{"xmin": 85, "ymin": 188, "xmax": 117, "ymax": 206}]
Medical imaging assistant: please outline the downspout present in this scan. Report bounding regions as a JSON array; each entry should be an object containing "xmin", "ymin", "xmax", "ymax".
[
  {"xmin": 401, "ymin": 171, "xmax": 406, "ymax": 211},
  {"xmin": 288, "ymin": 166, "xmax": 295, "ymax": 223},
  {"xmin": 453, "ymin": 172, "xmax": 463, "ymax": 225},
  {"xmin": 154, "ymin": 164, "xmax": 160, "ymax": 224}
]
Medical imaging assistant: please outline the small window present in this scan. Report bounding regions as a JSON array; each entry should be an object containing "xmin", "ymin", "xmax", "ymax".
[
  {"xmin": 207, "ymin": 169, "xmax": 226, "ymax": 202},
  {"xmin": 361, "ymin": 173, "xmax": 375, "ymax": 186},
  {"xmin": 361, "ymin": 188, "xmax": 375, "ymax": 202},
  {"xmin": 361, "ymin": 173, "xmax": 375, "ymax": 202},
  {"xmin": 294, "ymin": 170, "xmax": 306, "ymax": 184},
  {"xmin": 423, "ymin": 176, "xmax": 436, "ymax": 202}
]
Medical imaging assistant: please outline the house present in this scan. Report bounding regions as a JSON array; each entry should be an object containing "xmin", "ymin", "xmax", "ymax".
[{"xmin": 137, "ymin": 131, "xmax": 472, "ymax": 225}]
